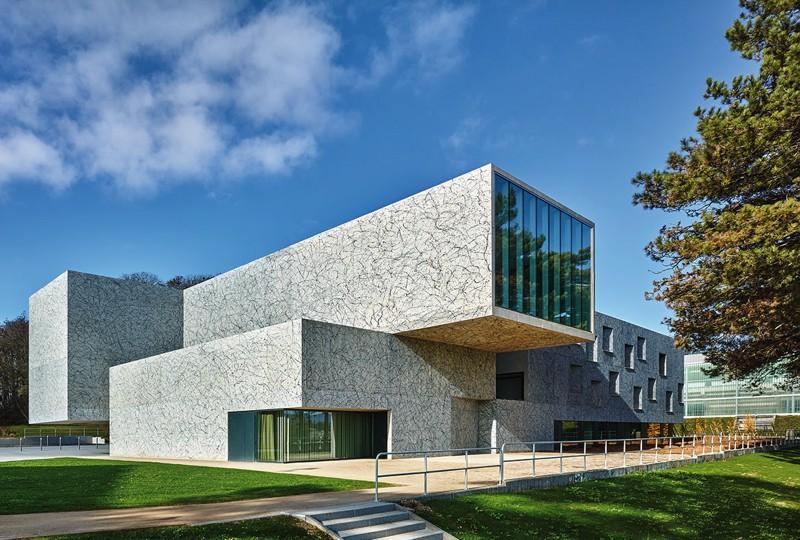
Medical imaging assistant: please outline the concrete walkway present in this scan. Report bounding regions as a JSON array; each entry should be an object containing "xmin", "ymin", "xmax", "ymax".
[
  {"xmin": 0, "ymin": 489, "xmax": 376, "ymax": 540},
  {"xmin": 0, "ymin": 445, "xmax": 109, "ymax": 463}
]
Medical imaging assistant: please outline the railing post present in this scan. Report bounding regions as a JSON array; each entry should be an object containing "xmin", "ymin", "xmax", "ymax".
[
  {"xmin": 668, "ymin": 437, "xmax": 672, "ymax": 461},
  {"xmin": 423, "ymin": 452, "xmax": 429, "ymax": 495},
  {"xmin": 532, "ymin": 443, "xmax": 536, "ymax": 478},
  {"xmin": 499, "ymin": 445, "xmax": 505, "ymax": 485},
  {"xmin": 604, "ymin": 440, "xmax": 608, "ymax": 469},
  {"xmin": 19, "ymin": 437, "xmax": 22, "ymax": 452},
  {"xmin": 59, "ymin": 436, "xmax": 62, "ymax": 450},
  {"xmin": 692, "ymin": 435, "xmax": 696, "ymax": 458},
  {"xmin": 464, "ymin": 449, "xmax": 469, "ymax": 490},
  {"xmin": 680, "ymin": 437, "xmax": 685, "ymax": 459},
  {"xmin": 559, "ymin": 442, "xmax": 564, "ymax": 473},
  {"xmin": 639, "ymin": 439, "xmax": 643, "ymax": 465},
  {"xmin": 374, "ymin": 454, "xmax": 380, "ymax": 502},
  {"xmin": 583, "ymin": 441, "xmax": 587, "ymax": 471},
  {"xmin": 623, "ymin": 440, "xmax": 627, "ymax": 467},
  {"xmin": 40, "ymin": 436, "xmax": 43, "ymax": 451}
]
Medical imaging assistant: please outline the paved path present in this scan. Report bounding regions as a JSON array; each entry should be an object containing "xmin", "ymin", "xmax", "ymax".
[
  {"xmin": 0, "ymin": 445, "xmax": 109, "ymax": 463},
  {"xmin": 0, "ymin": 489, "xmax": 376, "ymax": 540}
]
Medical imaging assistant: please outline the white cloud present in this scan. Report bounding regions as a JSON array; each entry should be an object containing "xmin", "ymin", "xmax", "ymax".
[
  {"xmin": 0, "ymin": 1, "xmax": 477, "ymax": 195},
  {"xmin": 367, "ymin": 1, "xmax": 477, "ymax": 84},
  {"xmin": 442, "ymin": 116, "xmax": 482, "ymax": 151},
  {"xmin": 0, "ymin": 132, "xmax": 74, "ymax": 188}
]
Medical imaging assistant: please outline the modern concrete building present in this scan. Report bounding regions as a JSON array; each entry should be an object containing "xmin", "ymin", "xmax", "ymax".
[
  {"xmin": 684, "ymin": 354, "xmax": 800, "ymax": 419},
  {"xmin": 29, "ymin": 164, "xmax": 683, "ymax": 462}
]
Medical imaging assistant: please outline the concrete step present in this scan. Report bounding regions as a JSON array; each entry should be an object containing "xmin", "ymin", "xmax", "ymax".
[
  {"xmin": 338, "ymin": 519, "xmax": 427, "ymax": 540},
  {"xmin": 306, "ymin": 502, "xmax": 397, "ymax": 522},
  {"xmin": 386, "ymin": 530, "xmax": 444, "ymax": 540},
  {"xmin": 324, "ymin": 510, "xmax": 410, "ymax": 532}
]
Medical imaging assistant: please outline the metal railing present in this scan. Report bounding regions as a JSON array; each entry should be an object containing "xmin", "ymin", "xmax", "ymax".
[
  {"xmin": 23, "ymin": 426, "xmax": 106, "ymax": 438},
  {"xmin": 15, "ymin": 434, "xmax": 107, "ymax": 452},
  {"xmin": 375, "ymin": 447, "xmax": 501, "ymax": 501},
  {"xmin": 374, "ymin": 431, "xmax": 798, "ymax": 501}
]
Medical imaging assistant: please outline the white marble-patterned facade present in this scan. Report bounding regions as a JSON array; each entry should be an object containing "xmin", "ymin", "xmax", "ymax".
[
  {"xmin": 29, "ymin": 271, "xmax": 183, "ymax": 423},
  {"xmin": 182, "ymin": 165, "xmax": 495, "ymax": 347},
  {"xmin": 110, "ymin": 319, "xmax": 494, "ymax": 460}
]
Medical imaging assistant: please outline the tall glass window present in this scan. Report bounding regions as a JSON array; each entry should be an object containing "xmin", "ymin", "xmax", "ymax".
[
  {"xmin": 494, "ymin": 173, "xmax": 593, "ymax": 331},
  {"xmin": 249, "ymin": 409, "xmax": 388, "ymax": 463}
]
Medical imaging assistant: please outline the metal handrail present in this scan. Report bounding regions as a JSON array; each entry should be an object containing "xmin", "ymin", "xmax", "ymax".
[
  {"xmin": 16, "ymin": 434, "xmax": 108, "ymax": 452},
  {"xmin": 373, "ymin": 431, "xmax": 798, "ymax": 501}
]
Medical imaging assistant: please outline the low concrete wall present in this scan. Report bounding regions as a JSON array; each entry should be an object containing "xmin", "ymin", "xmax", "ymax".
[{"xmin": 411, "ymin": 441, "xmax": 800, "ymax": 501}]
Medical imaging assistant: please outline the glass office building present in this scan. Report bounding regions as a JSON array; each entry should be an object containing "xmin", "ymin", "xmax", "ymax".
[
  {"xmin": 684, "ymin": 355, "xmax": 800, "ymax": 417},
  {"xmin": 494, "ymin": 173, "xmax": 593, "ymax": 331}
]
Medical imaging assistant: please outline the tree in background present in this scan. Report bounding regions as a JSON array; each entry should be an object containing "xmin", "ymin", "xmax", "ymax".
[
  {"xmin": 632, "ymin": 0, "xmax": 800, "ymax": 384},
  {"xmin": 165, "ymin": 274, "xmax": 215, "ymax": 290},
  {"xmin": 121, "ymin": 272, "xmax": 214, "ymax": 289},
  {"xmin": 0, "ymin": 315, "xmax": 28, "ymax": 424}
]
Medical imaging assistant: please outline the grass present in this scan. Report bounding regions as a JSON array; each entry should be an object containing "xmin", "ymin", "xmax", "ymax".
[
  {"xmin": 43, "ymin": 515, "xmax": 328, "ymax": 539},
  {"xmin": 0, "ymin": 458, "xmax": 373, "ymax": 515},
  {"xmin": 415, "ymin": 448, "xmax": 800, "ymax": 540}
]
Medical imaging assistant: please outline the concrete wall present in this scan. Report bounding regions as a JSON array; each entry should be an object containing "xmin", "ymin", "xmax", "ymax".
[
  {"xmin": 109, "ymin": 321, "xmax": 303, "ymax": 460},
  {"xmin": 183, "ymin": 165, "xmax": 494, "ymax": 347},
  {"xmin": 301, "ymin": 320, "xmax": 494, "ymax": 453},
  {"xmin": 29, "ymin": 271, "xmax": 183, "ymax": 423},
  {"xmin": 109, "ymin": 319, "xmax": 494, "ymax": 460},
  {"xmin": 29, "ymin": 273, "xmax": 69, "ymax": 423},
  {"xmin": 489, "ymin": 312, "xmax": 684, "ymax": 444}
]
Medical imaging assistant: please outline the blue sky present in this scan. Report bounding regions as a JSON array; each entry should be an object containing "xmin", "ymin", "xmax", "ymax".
[{"xmin": 0, "ymin": 0, "xmax": 748, "ymax": 333}]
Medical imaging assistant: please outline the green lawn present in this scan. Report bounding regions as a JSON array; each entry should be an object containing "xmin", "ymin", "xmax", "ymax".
[
  {"xmin": 0, "ymin": 458, "xmax": 372, "ymax": 515},
  {"xmin": 44, "ymin": 516, "xmax": 327, "ymax": 539},
  {"xmin": 415, "ymin": 448, "xmax": 800, "ymax": 540}
]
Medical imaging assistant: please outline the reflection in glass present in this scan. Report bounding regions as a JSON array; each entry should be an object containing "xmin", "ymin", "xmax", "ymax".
[{"xmin": 493, "ymin": 174, "xmax": 592, "ymax": 331}]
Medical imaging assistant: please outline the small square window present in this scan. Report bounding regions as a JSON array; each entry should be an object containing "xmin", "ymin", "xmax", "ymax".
[
  {"xmin": 666, "ymin": 390, "xmax": 674, "ymax": 413},
  {"xmin": 648, "ymin": 378, "xmax": 657, "ymax": 401},
  {"xmin": 659, "ymin": 353, "xmax": 668, "ymax": 377},
  {"xmin": 636, "ymin": 337, "xmax": 646, "ymax": 361},
  {"xmin": 634, "ymin": 386, "xmax": 643, "ymax": 411},
  {"xmin": 609, "ymin": 371, "xmax": 620, "ymax": 396},
  {"xmin": 625, "ymin": 344, "xmax": 634, "ymax": 370},
  {"xmin": 602, "ymin": 326, "xmax": 613, "ymax": 353}
]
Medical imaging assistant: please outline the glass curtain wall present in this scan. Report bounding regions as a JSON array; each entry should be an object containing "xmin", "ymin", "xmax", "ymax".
[
  {"xmin": 494, "ymin": 174, "xmax": 592, "ymax": 331},
  {"xmin": 254, "ymin": 409, "xmax": 387, "ymax": 462},
  {"xmin": 685, "ymin": 362, "xmax": 800, "ymax": 417}
]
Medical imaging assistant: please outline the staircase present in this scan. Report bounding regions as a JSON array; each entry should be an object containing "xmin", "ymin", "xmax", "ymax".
[{"xmin": 300, "ymin": 502, "xmax": 444, "ymax": 540}]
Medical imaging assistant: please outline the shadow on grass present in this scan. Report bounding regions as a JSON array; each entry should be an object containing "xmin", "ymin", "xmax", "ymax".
[
  {"xmin": 0, "ymin": 458, "xmax": 370, "ymax": 515},
  {"xmin": 44, "ymin": 515, "xmax": 328, "ymax": 540},
  {"xmin": 418, "ymin": 457, "xmax": 800, "ymax": 539}
]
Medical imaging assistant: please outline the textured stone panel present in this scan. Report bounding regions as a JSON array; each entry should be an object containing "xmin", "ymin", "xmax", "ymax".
[
  {"xmin": 109, "ymin": 321, "xmax": 303, "ymax": 460},
  {"xmin": 300, "ymin": 319, "xmax": 495, "ymax": 452},
  {"xmin": 28, "ymin": 271, "xmax": 183, "ymax": 424},
  {"xmin": 183, "ymin": 165, "xmax": 494, "ymax": 347},
  {"xmin": 489, "ymin": 312, "xmax": 685, "ymax": 445},
  {"xmin": 29, "ymin": 273, "xmax": 69, "ymax": 423},
  {"xmin": 451, "ymin": 397, "xmax": 481, "ymax": 450}
]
